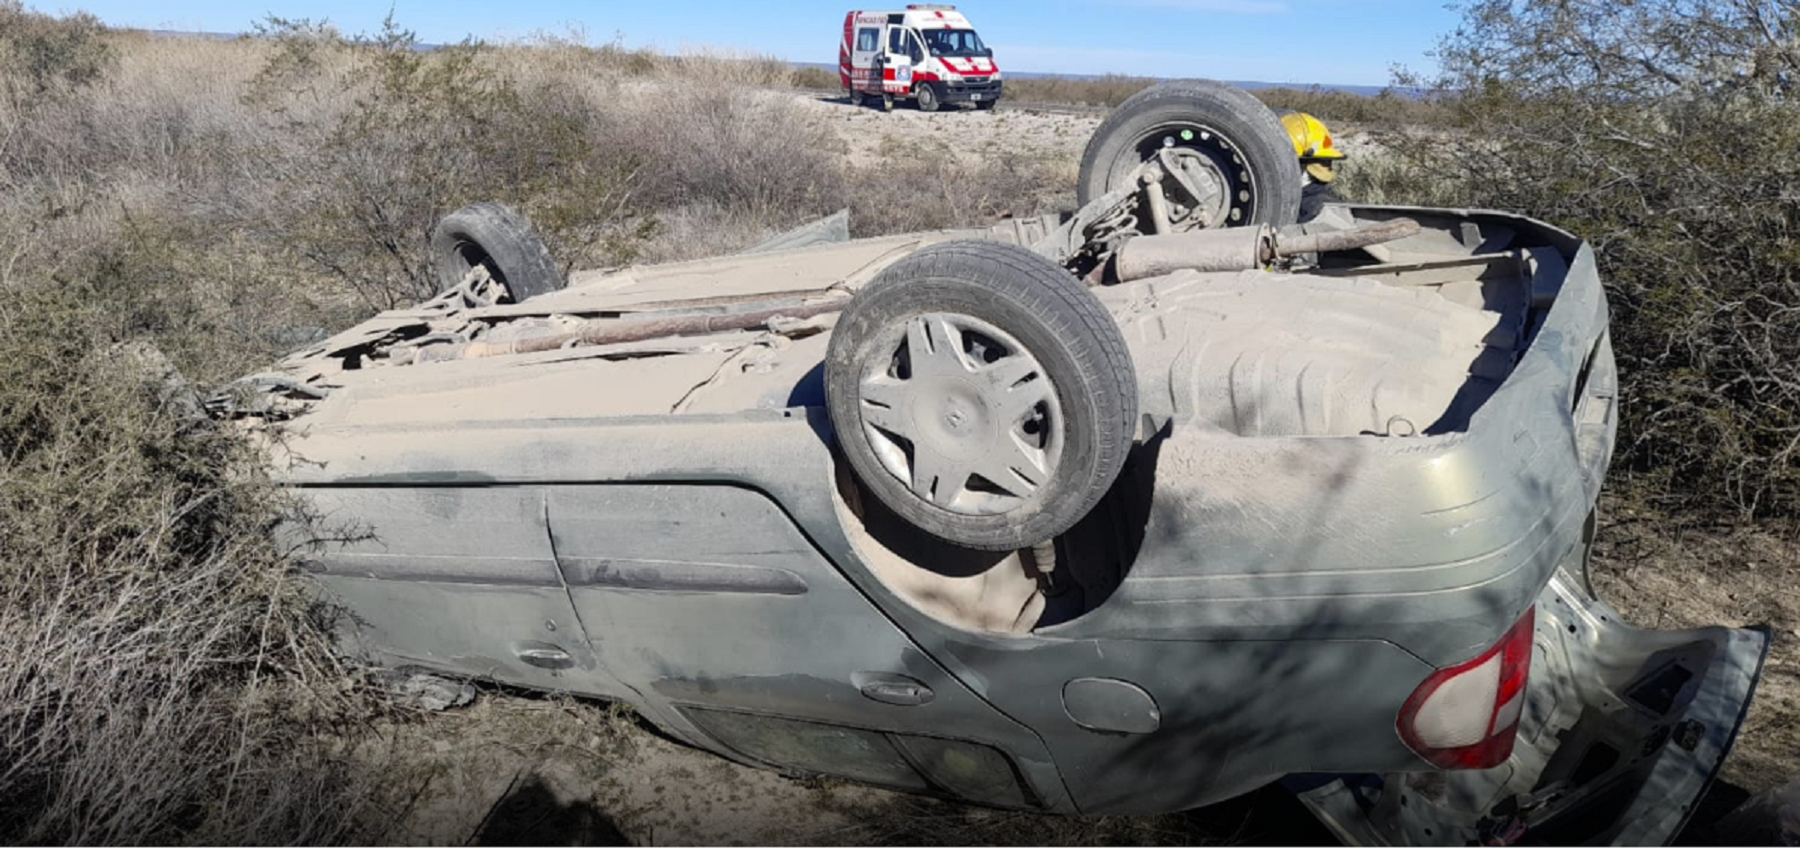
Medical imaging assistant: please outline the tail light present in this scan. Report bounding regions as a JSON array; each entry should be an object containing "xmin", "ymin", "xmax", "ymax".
[{"xmin": 1397, "ymin": 607, "xmax": 1536, "ymax": 769}]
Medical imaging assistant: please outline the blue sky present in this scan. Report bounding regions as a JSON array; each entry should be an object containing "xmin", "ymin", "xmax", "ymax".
[{"xmin": 27, "ymin": 1, "xmax": 1461, "ymax": 87}]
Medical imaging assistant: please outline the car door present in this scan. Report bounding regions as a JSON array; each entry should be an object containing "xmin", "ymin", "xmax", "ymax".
[
  {"xmin": 295, "ymin": 486, "xmax": 630, "ymax": 700},
  {"xmin": 883, "ymin": 24, "xmax": 913, "ymax": 94},
  {"xmin": 546, "ymin": 483, "xmax": 1050, "ymax": 805},
  {"xmin": 851, "ymin": 23, "xmax": 882, "ymax": 94}
]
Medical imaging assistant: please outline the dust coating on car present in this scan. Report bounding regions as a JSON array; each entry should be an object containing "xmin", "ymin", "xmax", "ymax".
[{"xmin": 215, "ymin": 80, "xmax": 1768, "ymax": 845}]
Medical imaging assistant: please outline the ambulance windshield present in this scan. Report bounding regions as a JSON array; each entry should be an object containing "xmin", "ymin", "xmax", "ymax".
[{"xmin": 922, "ymin": 28, "xmax": 987, "ymax": 57}]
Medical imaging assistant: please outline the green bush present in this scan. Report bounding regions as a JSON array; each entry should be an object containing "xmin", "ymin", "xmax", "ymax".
[{"xmin": 1352, "ymin": 0, "xmax": 1800, "ymax": 520}]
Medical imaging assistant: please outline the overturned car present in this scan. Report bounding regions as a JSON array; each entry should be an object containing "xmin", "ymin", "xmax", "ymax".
[{"xmin": 219, "ymin": 81, "xmax": 1767, "ymax": 844}]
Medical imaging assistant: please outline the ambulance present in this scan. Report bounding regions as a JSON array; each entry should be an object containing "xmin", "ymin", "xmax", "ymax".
[{"xmin": 839, "ymin": 5, "xmax": 1002, "ymax": 112}]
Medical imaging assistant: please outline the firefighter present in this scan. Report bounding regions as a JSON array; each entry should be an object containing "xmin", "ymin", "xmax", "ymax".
[{"xmin": 1280, "ymin": 112, "xmax": 1346, "ymax": 223}]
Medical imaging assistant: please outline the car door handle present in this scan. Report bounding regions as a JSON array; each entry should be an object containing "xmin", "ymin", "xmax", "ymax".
[
  {"xmin": 515, "ymin": 643, "xmax": 575, "ymax": 670},
  {"xmin": 855, "ymin": 671, "xmax": 935, "ymax": 706}
]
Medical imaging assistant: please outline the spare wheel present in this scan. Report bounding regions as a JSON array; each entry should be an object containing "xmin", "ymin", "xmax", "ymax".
[
  {"xmin": 1077, "ymin": 79, "xmax": 1302, "ymax": 231},
  {"xmin": 825, "ymin": 241, "xmax": 1138, "ymax": 551},
  {"xmin": 430, "ymin": 202, "xmax": 563, "ymax": 303}
]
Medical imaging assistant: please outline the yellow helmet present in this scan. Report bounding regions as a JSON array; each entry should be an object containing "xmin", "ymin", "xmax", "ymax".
[
  {"xmin": 1281, "ymin": 112, "xmax": 1345, "ymax": 183},
  {"xmin": 1281, "ymin": 112, "xmax": 1346, "ymax": 161}
]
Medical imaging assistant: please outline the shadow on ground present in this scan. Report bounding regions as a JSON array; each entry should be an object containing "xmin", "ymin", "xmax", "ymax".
[{"xmin": 469, "ymin": 773, "xmax": 628, "ymax": 847}]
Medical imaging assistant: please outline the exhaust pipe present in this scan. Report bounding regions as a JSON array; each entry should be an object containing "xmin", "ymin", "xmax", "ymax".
[{"xmin": 1113, "ymin": 218, "xmax": 1421, "ymax": 282}]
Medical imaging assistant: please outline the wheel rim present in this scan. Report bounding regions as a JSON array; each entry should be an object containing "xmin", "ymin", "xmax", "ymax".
[
  {"xmin": 1108, "ymin": 121, "xmax": 1263, "ymax": 229},
  {"xmin": 856, "ymin": 312, "xmax": 1063, "ymax": 516},
  {"xmin": 919, "ymin": 86, "xmax": 936, "ymax": 110},
  {"xmin": 451, "ymin": 240, "xmax": 518, "ymax": 302}
]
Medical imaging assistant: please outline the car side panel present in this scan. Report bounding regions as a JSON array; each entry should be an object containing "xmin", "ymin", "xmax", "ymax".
[
  {"xmin": 543, "ymin": 482, "xmax": 1066, "ymax": 805},
  {"xmin": 295, "ymin": 486, "xmax": 627, "ymax": 698}
]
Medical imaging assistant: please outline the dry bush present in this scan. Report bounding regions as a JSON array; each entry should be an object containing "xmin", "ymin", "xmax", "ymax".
[
  {"xmin": 240, "ymin": 18, "xmax": 651, "ymax": 309},
  {"xmin": 845, "ymin": 153, "xmax": 1064, "ymax": 237},
  {"xmin": 515, "ymin": 30, "xmax": 803, "ymax": 89},
  {"xmin": 791, "ymin": 64, "xmax": 842, "ymax": 90},
  {"xmin": 1003, "ymin": 73, "xmax": 1157, "ymax": 108},
  {"xmin": 612, "ymin": 83, "xmax": 843, "ymax": 221},
  {"xmin": 999, "ymin": 74, "xmax": 1453, "ymax": 132},
  {"xmin": 0, "ymin": 0, "xmax": 110, "ymax": 107},
  {"xmin": 0, "ymin": 279, "xmax": 389, "ymax": 844},
  {"xmin": 1253, "ymin": 86, "xmax": 1453, "ymax": 128},
  {"xmin": 1354, "ymin": 0, "xmax": 1800, "ymax": 520},
  {"xmin": 0, "ymin": 11, "xmax": 406, "ymax": 843}
]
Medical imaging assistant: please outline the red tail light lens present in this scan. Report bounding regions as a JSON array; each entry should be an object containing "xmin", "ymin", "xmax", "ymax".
[{"xmin": 1397, "ymin": 607, "xmax": 1535, "ymax": 770}]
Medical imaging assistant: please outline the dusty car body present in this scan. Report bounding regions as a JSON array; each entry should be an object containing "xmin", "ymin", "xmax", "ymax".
[{"xmin": 223, "ymin": 83, "xmax": 1767, "ymax": 844}]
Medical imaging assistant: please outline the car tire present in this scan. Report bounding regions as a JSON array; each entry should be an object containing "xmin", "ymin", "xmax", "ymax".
[
  {"xmin": 916, "ymin": 82, "xmax": 940, "ymax": 112},
  {"xmin": 825, "ymin": 241, "xmax": 1138, "ymax": 551},
  {"xmin": 430, "ymin": 202, "xmax": 563, "ymax": 303},
  {"xmin": 1077, "ymin": 79, "xmax": 1302, "ymax": 229},
  {"xmin": 848, "ymin": 87, "xmax": 864, "ymax": 108}
]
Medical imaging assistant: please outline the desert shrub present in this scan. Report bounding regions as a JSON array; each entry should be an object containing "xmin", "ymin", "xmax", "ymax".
[
  {"xmin": 0, "ymin": 275, "xmax": 387, "ymax": 844},
  {"xmin": 1004, "ymin": 73, "xmax": 1155, "ymax": 108},
  {"xmin": 1356, "ymin": 0, "xmax": 1800, "ymax": 519},
  {"xmin": 0, "ymin": 0, "xmax": 110, "ymax": 106},
  {"xmin": 615, "ymin": 83, "xmax": 843, "ymax": 221},
  {"xmin": 791, "ymin": 64, "xmax": 842, "ymax": 90},
  {"xmin": 845, "ymin": 154, "xmax": 1064, "ymax": 237},
  {"xmin": 245, "ymin": 17, "xmax": 651, "ymax": 309},
  {"xmin": 0, "ymin": 10, "xmax": 403, "ymax": 843},
  {"xmin": 1254, "ymin": 86, "xmax": 1453, "ymax": 128}
]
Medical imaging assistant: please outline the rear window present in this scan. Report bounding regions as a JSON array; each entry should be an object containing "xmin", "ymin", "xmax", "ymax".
[{"xmin": 856, "ymin": 27, "xmax": 879, "ymax": 52}]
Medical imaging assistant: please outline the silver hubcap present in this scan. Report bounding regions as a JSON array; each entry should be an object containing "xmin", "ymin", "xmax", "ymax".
[{"xmin": 858, "ymin": 313, "xmax": 1062, "ymax": 515}]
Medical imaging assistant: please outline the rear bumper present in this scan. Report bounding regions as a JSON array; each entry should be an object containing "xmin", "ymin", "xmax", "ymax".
[{"xmin": 1292, "ymin": 570, "xmax": 1769, "ymax": 845}]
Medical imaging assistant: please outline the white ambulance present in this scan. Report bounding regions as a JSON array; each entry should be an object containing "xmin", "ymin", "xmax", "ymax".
[{"xmin": 839, "ymin": 5, "xmax": 1002, "ymax": 112}]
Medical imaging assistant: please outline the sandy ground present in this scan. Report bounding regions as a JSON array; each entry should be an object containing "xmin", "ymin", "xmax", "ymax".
[
  {"xmin": 787, "ymin": 89, "xmax": 1381, "ymax": 173},
  {"xmin": 1590, "ymin": 507, "xmax": 1800, "ymax": 799},
  {"xmin": 375, "ymin": 694, "xmax": 1330, "ymax": 846},
  {"xmin": 790, "ymin": 92, "xmax": 1102, "ymax": 172},
  {"xmin": 377, "ymin": 89, "xmax": 1792, "ymax": 846}
]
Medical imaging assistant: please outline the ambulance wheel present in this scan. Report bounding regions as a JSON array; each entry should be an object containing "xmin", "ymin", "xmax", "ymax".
[
  {"xmin": 824, "ymin": 241, "xmax": 1138, "ymax": 551},
  {"xmin": 848, "ymin": 87, "xmax": 864, "ymax": 108},
  {"xmin": 915, "ymin": 83, "xmax": 941, "ymax": 113},
  {"xmin": 1077, "ymin": 79, "xmax": 1302, "ymax": 230},
  {"xmin": 430, "ymin": 202, "xmax": 563, "ymax": 303}
]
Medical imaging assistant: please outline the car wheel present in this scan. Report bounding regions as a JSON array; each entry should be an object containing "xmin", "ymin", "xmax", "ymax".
[
  {"xmin": 1077, "ymin": 79, "xmax": 1302, "ymax": 230},
  {"xmin": 825, "ymin": 241, "xmax": 1138, "ymax": 551},
  {"xmin": 916, "ymin": 83, "xmax": 940, "ymax": 112},
  {"xmin": 430, "ymin": 202, "xmax": 563, "ymax": 303},
  {"xmin": 848, "ymin": 87, "xmax": 864, "ymax": 108}
]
